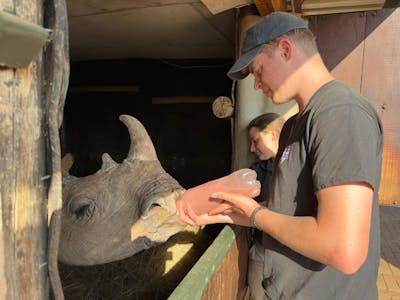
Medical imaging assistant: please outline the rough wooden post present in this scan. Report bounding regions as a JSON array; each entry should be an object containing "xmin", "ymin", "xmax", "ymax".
[{"xmin": 0, "ymin": 1, "xmax": 48, "ymax": 299}]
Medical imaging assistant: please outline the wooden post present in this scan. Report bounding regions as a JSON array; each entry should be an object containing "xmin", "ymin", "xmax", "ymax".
[{"xmin": 0, "ymin": 0, "xmax": 48, "ymax": 299}]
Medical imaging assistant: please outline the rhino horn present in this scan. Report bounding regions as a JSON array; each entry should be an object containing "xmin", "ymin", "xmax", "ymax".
[
  {"xmin": 119, "ymin": 115, "xmax": 157, "ymax": 161},
  {"xmin": 99, "ymin": 153, "xmax": 118, "ymax": 172}
]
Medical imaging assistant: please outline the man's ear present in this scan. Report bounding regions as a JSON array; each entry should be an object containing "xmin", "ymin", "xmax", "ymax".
[{"xmin": 278, "ymin": 38, "xmax": 293, "ymax": 60}]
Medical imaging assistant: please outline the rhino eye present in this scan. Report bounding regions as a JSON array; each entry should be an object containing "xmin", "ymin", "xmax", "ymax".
[
  {"xmin": 75, "ymin": 204, "xmax": 91, "ymax": 217},
  {"xmin": 69, "ymin": 199, "xmax": 95, "ymax": 221}
]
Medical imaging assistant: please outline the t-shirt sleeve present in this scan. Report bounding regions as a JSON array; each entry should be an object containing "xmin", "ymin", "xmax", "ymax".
[{"xmin": 308, "ymin": 104, "xmax": 382, "ymax": 192}]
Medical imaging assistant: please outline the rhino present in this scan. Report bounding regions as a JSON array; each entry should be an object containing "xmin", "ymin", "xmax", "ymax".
[{"xmin": 60, "ymin": 114, "xmax": 191, "ymax": 266}]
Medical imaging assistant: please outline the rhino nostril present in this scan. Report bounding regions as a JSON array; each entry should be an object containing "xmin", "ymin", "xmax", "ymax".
[
  {"xmin": 150, "ymin": 203, "xmax": 161, "ymax": 209},
  {"xmin": 139, "ymin": 203, "xmax": 162, "ymax": 219}
]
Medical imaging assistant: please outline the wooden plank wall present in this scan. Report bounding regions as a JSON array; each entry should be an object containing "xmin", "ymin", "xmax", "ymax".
[
  {"xmin": 200, "ymin": 228, "xmax": 249, "ymax": 300},
  {"xmin": 309, "ymin": 8, "xmax": 400, "ymax": 206},
  {"xmin": 0, "ymin": 1, "xmax": 48, "ymax": 299},
  {"xmin": 362, "ymin": 9, "xmax": 400, "ymax": 206}
]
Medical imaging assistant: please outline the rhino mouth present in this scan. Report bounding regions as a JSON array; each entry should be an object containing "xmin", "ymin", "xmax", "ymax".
[{"xmin": 131, "ymin": 189, "xmax": 188, "ymax": 243}]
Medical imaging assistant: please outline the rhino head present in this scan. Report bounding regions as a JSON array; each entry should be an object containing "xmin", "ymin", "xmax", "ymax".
[{"xmin": 59, "ymin": 115, "xmax": 188, "ymax": 266}]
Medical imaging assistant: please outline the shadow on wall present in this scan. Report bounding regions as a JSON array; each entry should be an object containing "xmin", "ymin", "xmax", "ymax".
[
  {"xmin": 380, "ymin": 205, "xmax": 400, "ymax": 269},
  {"xmin": 309, "ymin": 8, "xmax": 397, "ymax": 72}
]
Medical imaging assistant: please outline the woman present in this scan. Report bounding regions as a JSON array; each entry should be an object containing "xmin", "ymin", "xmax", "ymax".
[
  {"xmin": 247, "ymin": 112, "xmax": 284, "ymax": 300},
  {"xmin": 247, "ymin": 112, "xmax": 284, "ymax": 203}
]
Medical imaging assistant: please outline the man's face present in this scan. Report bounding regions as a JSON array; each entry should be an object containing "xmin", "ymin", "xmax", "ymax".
[{"xmin": 249, "ymin": 43, "xmax": 294, "ymax": 104}]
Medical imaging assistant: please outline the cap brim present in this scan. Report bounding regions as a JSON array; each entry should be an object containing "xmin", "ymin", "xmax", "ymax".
[{"xmin": 227, "ymin": 45, "xmax": 262, "ymax": 81}]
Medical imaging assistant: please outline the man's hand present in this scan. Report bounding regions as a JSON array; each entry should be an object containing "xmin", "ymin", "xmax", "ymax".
[{"xmin": 183, "ymin": 192, "xmax": 261, "ymax": 227}]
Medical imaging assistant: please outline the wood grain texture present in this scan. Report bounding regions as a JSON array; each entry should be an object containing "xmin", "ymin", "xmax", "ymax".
[
  {"xmin": 361, "ymin": 8, "xmax": 400, "ymax": 205},
  {"xmin": 200, "ymin": 227, "xmax": 249, "ymax": 300},
  {"xmin": 309, "ymin": 9, "xmax": 399, "ymax": 205},
  {"xmin": 0, "ymin": 0, "xmax": 48, "ymax": 299}
]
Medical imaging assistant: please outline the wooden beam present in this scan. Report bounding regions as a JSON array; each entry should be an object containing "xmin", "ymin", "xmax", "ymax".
[
  {"xmin": 151, "ymin": 96, "xmax": 215, "ymax": 104},
  {"xmin": 254, "ymin": 0, "xmax": 272, "ymax": 16},
  {"xmin": 0, "ymin": 1, "xmax": 48, "ymax": 299},
  {"xmin": 291, "ymin": 0, "xmax": 303, "ymax": 13},
  {"xmin": 302, "ymin": 0, "xmax": 384, "ymax": 9},
  {"xmin": 200, "ymin": 0, "xmax": 252, "ymax": 15},
  {"xmin": 301, "ymin": 0, "xmax": 385, "ymax": 16},
  {"xmin": 68, "ymin": 85, "xmax": 139, "ymax": 93},
  {"xmin": 268, "ymin": 0, "xmax": 288, "ymax": 11},
  {"xmin": 383, "ymin": 0, "xmax": 400, "ymax": 8},
  {"xmin": 254, "ymin": 0, "xmax": 288, "ymax": 16}
]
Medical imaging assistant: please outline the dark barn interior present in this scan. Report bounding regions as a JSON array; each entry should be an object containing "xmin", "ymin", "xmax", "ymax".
[
  {"xmin": 59, "ymin": 58, "xmax": 234, "ymax": 299},
  {"xmin": 58, "ymin": 1, "xmax": 238, "ymax": 299},
  {"xmin": 62, "ymin": 58, "xmax": 233, "ymax": 188}
]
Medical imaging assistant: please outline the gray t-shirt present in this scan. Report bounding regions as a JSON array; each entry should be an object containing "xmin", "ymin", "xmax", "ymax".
[{"xmin": 262, "ymin": 80, "xmax": 383, "ymax": 300}]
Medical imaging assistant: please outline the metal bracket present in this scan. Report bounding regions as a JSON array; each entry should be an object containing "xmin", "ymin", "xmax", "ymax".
[{"xmin": 0, "ymin": 10, "xmax": 51, "ymax": 68}]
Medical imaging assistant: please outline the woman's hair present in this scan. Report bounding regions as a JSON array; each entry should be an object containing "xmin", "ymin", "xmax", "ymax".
[{"xmin": 247, "ymin": 112, "xmax": 285, "ymax": 134}]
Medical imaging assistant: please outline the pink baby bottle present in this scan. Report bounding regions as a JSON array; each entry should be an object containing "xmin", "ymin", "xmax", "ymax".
[{"xmin": 176, "ymin": 168, "xmax": 260, "ymax": 220}]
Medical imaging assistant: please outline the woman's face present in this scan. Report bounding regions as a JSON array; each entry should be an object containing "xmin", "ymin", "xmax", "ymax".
[{"xmin": 248, "ymin": 127, "xmax": 278, "ymax": 160}]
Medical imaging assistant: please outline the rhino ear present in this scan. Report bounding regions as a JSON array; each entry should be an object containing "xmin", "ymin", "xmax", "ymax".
[
  {"xmin": 119, "ymin": 115, "xmax": 157, "ymax": 161},
  {"xmin": 61, "ymin": 153, "xmax": 74, "ymax": 176},
  {"xmin": 100, "ymin": 153, "xmax": 118, "ymax": 171}
]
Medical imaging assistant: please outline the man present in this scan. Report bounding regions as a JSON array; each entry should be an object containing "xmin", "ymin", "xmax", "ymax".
[{"xmin": 184, "ymin": 12, "xmax": 383, "ymax": 299}]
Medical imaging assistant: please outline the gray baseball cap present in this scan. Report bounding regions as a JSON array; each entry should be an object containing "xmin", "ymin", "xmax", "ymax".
[{"xmin": 227, "ymin": 12, "xmax": 308, "ymax": 81}]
